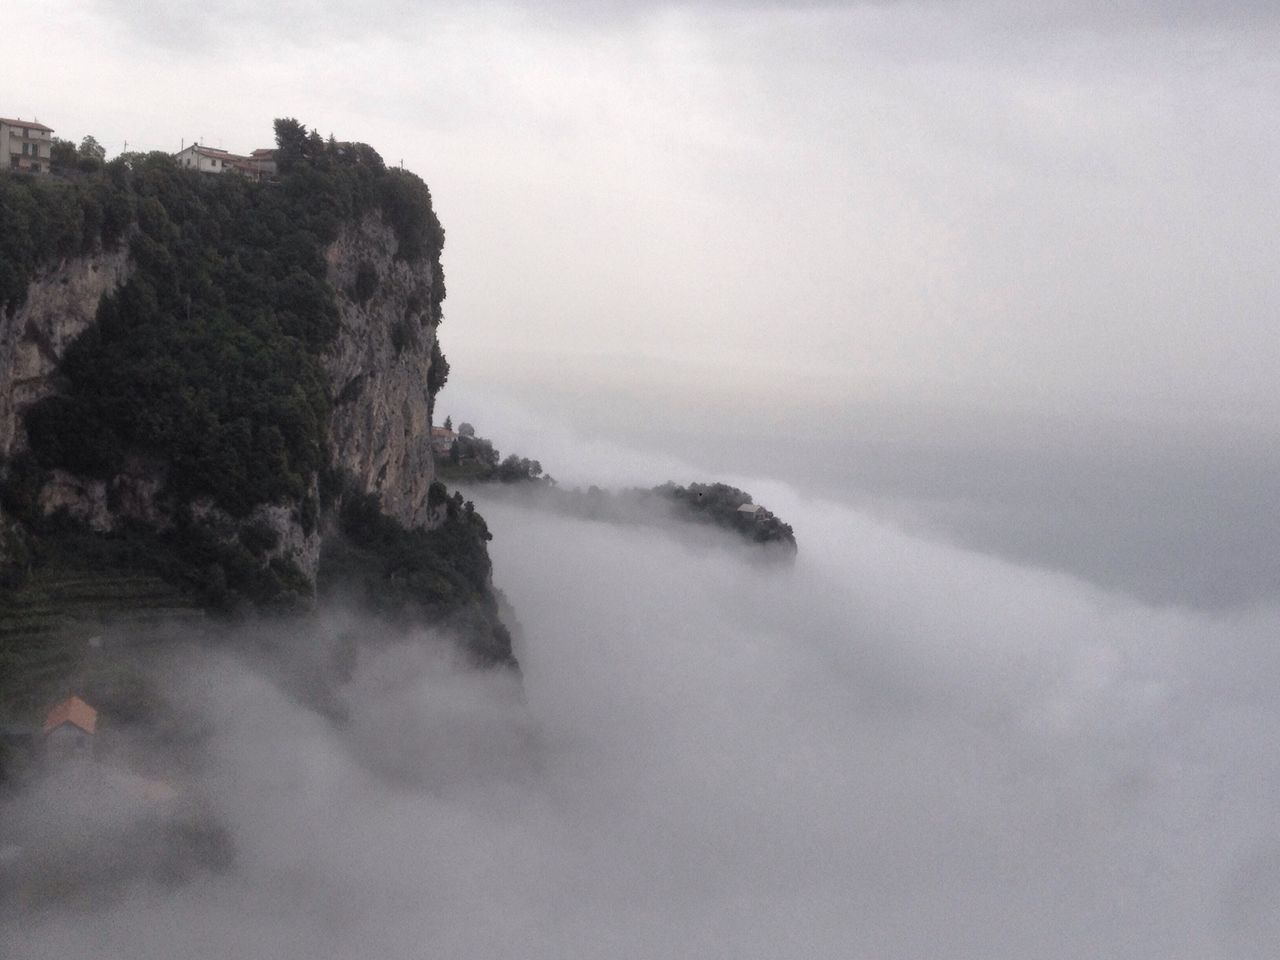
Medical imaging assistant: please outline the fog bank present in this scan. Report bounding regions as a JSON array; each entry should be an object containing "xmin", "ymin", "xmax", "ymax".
[{"xmin": 6, "ymin": 429, "xmax": 1280, "ymax": 958}]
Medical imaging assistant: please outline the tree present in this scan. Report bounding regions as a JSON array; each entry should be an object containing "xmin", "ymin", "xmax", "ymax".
[
  {"xmin": 443, "ymin": 415, "xmax": 452, "ymax": 431},
  {"xmin": 78, "ymin": 135, "xmax": 106, "ymax": 161},
  {"xmin": 496, "ymin": 455, "xmax": 543, "ymax": 483},
  {"xmin": 49, "ymin": 138, "xmax": 77, "ymax": 171},
  {"xmin": 77, "ymin": 135, "xmax": 106, "ymax": 172},
  {"xmin": 273, "ymin": 117, "xmax": 308, "ymax": 171},
  {"xmin": 427, "ymin": 340, "xmax": 449, "ymax": 397},
  {"xmin": 457, "ymin": 422, "xmax": 475, "ymax": 437}
]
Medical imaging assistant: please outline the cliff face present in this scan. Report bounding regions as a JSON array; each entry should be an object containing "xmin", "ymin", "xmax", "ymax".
[
  {"xmin": 0, "ymin": 247, "xmax": 130, "ymax": 462},
  {"xmin": 1, "ymin": 214, "xmax": 443, "ymax": 581},
  {"xmin": 325, "ymin": 213, "xmax": 440, "ymax": 530},
  {"xmin": 0, "ymin": 143, "xmax": 507, "ymax": 666}
]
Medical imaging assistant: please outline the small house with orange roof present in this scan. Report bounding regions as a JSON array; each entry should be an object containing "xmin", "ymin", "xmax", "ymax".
[
  {"xmin": 43, "ymin": 696, "xmax": 97, "ymax": 758},
  {"xmin": 430, "ymin": 425, "xmax": 458, "ymax": 456}
]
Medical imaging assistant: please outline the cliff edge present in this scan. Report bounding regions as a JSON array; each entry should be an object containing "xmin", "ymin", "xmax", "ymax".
[{"xmin": 0, "ymin": 121, "xmax": 510, "ymax": 686}]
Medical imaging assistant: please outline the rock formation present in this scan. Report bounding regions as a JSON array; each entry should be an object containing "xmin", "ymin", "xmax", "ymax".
[
  {"xmin": 1, "ymin": 212, "xmax": 445, "ymax": 582},
  {"xmin": 0, "ymin": 247, "xmax": 130, "ymax": 462},
  {"xmin": 325, "ymin": 212, "xmax": 440, "ymax": 530}
]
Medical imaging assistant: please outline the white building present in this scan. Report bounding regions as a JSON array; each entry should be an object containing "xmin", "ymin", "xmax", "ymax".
[
  {"xmin": 1, "ymin": 117, "xmax": 53, "ymax": 174},
  {"xmin": 247, "ymin": 147, "xmax": 277, "ymax": 177},
  {"xmin": 174, "ymin": 143, "xmax": 248, "ymax": 175},
  {"xmin": 175, "ymin": 143, "xmax": 277, "ymax": 180}
]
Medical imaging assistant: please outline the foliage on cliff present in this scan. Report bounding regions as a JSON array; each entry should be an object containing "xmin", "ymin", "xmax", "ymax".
[
  {"xmin": 318, "ymin": 480, "xmax": 514, "ymax": 666},
  {"xmin": 12, "ymin": 120, "xmax": 446, "ymax": 522},
  {"xmin": 0, "ymin": 121, "xmax": 493, "ymax": 628},
  {"xmin": 436, "ymin": 425, "xmax": 548, "ymax": 485},
  {"xmin": 0, "ymin": 170, "xmax": 132, "ymax": 314},
  {"xmin": 435, "ymin": 421, "xmax": 794, "ymax": 553},
  {"xmin": 653, "ymin": 482, "xmax": 796, "ymax": 549}
]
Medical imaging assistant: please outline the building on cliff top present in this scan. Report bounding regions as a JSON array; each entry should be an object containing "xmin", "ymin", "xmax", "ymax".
[
  {"xmin": 175, "ymin": 143, "xmax": 276, "ymax": 180},
  {"xmin": 248, "ymin": 147, "xmax": 278, "ymax": 177},
  {"xmin": 1, "ymin": 117, "xmax": 53, "ymax": 174},
  {"xmin": 431, "ymin": 426, "xmax": 458, "ymax": 456},
  {"xmin": 43, "ymin": 696, "xmax": 97, "ymax": 759}
]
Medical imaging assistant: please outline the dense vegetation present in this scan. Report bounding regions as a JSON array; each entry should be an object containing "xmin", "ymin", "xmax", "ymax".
[
  {"xmin": 11, "ymin": 120, "xmax": 445, "ymax": 518},
  {"xmin": 435, "ymin": 422, "xmax": 795, "ymax": 553},
  {"xmin": 0, "ymin": 121, "xmax": 505, "ymax": 632},
  {"xmin": 318, "ymin": 479, "xmax": 513, "ymax": 666},
  {"xmin": 653, "ymin": 481, "xmax": 796, "ymax": 548},
  {"xmin": 436, "ymin": 424, "xmax": 549, "ymax": 486},
  {"xmin": 0, "ymin": 166, "xmax": 132, "ymax": 312}
]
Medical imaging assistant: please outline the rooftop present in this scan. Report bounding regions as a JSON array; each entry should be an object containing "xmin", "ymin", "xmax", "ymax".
[
  {"xmin": 0, "ymin": 117, "xmax": 54, "ymax": 132},
  {"xmin": 43, "ymin": 696, "xmax": 98, "ymax": 736}
]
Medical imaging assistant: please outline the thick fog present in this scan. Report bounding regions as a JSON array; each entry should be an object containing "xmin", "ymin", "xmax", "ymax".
[
  {"xmin": 7, "ymin": 417, "xmax": 1280, "ymax": 959},
  {"xmin": 445, "ymin": 377, "xmax": 1280, "ymax": 611}
]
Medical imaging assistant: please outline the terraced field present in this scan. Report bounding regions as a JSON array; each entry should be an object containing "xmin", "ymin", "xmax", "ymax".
[{"xmin": 0, "ymin": 566, "xmax": 204, "ymax": 720}]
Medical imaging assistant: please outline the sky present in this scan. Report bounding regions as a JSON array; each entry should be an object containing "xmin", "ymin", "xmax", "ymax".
[
  {"xmin": 5, "ymin": 0, "xmax": 1278, "ymax": 423},
  {"xmin": 7, "ymin": 0, "xmax": 1278, "ymax": 608}
]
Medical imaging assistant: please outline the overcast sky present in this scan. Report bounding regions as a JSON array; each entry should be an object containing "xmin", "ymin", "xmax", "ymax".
[
  {"xmin": 6, "ymin": 1, "xmax": 1277, "ymax": 426},
  {"xmin": 6, "ymin": 1, "xmax": 1278, "ymax": 606}
]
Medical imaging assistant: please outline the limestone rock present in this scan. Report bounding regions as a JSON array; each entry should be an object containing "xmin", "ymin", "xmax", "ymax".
[
  {"xmin": 324, "ymin": 212, "xmax": 439, "ymax": 529},
  {"xmin": 5, "ymin": 210, "xmax": 443, "ymax": 592},
  {"xmin": 0, "ymin": 247, "xmax": 130, "ymax": 460}
]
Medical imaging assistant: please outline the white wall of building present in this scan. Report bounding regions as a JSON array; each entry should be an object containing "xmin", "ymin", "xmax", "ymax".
[{"xmin": 1, "ymin": 120, "xmax": 52, "ymax": 173}]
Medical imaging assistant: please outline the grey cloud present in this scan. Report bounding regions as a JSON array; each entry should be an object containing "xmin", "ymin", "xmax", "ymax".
[
  {"xmin": 444, "ymin": 377, "xmax": 1280, "ymax": 611},
  {"xmin": 92, "ymin": 0, "xmax": 1280, "ymax": 51},
  {"xmin": 8, "ymin": 419, "xmax": 1278, "ymax": 958}
]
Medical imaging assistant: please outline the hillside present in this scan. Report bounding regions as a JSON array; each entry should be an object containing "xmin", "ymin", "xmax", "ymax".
[{"xmin": 0, "ymin": 120, "xmax": 513, "ymax": 746}]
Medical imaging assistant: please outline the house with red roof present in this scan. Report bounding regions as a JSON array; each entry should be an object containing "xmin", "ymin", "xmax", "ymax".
[{"xmin": 43, "ymin": 695, "xmax": 98, "ymax": 759}]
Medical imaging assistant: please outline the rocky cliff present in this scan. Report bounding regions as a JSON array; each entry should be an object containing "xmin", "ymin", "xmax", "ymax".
[
  {"xmin": 1, "ymin": 208, "xmax": 446, "ymax": 590},
  {"xmin": 0, "ymin": 132, "xmax": 504, "ymax": 667},
  {"xmin": 325, "ymin": 213, "xmax": 440, "ymax": 531},
  {"xmin": 0, "ymin": 247, "xmax": 130, "ymax": 463},
  {"xmin": 0, "ymin": 127, "xmax": 512, "ymax": 795}
]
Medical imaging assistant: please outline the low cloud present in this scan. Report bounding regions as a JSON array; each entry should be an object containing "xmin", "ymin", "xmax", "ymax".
[{"xmin": 5, "ymin": 427, "xmax": 1279, "ymax": 958}]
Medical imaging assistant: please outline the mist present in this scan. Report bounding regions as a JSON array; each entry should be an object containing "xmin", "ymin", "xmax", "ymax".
[
  {"xmin": 443, "ymin": 375, "xmax": 1280, "ymax": 610},
  {"xmin": 6, "ymin": 411, "xmax": 1279, "ymax": 959}
]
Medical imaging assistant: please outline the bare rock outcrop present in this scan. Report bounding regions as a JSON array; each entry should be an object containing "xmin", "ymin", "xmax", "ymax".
[
  {"xmin": 324, "ymin": 212, "xmax": 440, "ymax": 529},
  {"xmin": 0, "ymin": 247, "xmax": 130, "ymax": 460}
]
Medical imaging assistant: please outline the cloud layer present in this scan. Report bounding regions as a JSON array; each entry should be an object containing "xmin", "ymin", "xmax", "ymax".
[{"xmin": 6, "ymin": 437, "xmax": 1280, "ymax": 957}]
